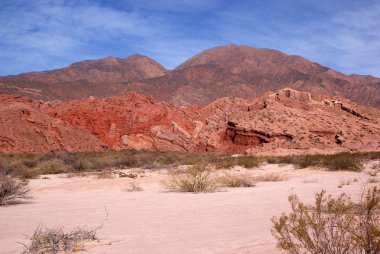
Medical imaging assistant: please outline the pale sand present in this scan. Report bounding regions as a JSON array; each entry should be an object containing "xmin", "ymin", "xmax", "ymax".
[{"xmin": 1, "ymin": 163, "xmax": 379, "ymax": 254}]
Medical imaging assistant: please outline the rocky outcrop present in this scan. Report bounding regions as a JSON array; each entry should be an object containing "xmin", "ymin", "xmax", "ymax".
[
  {"xmin": 1, "ymin": 88, "xmax": 380, "ymax": 154},
  {"xmin": 0, "ymin": 94, "xmax": 105, "ymax": 153}
]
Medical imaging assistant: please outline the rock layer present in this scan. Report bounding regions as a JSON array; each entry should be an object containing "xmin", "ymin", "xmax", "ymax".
[{"xmin": 1, "ymin": 88, "xmax": 379, "ymax": 154}]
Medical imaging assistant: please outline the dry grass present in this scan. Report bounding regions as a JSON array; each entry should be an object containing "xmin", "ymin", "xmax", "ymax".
[
  {"xmin": 337, "ymin": 178, "xmax": 359, "ymax": 188},
  {"xmin": 124, "ymin": 182, "xmax": 143, "ymax": 192},
  {"xmin": 37, "ymin": 159, "xmax": 69, "ymax": 175},
  {"xmin": 272, "ymin": 187, "xmax": 380, "ymax": 254},
  {"xmin": 2, "ymin": 151, "xmax": 380, "ymax": 179},
  {"xmin": 266, "ymin": 152, "xmax": 368, "ymax": 172},
  {"xmin": 217, "ymin": 172, "xmax": 255, "ymax": 188},
  {"xmin": 118, "ymin": 172, "xmax": 138, "ymax": 179},
  {"xmin": 252, "ymin": 173, "xmax": 287, "ymax": 182},
  {"xmin": 302, "ymin": 178, "xmax": 319, "ymax": 184},
  {"xmin": 0, "ymin": 176, "xmax": 30, "ymax": 205},
  {"xmin": 368, "ymin": 177, "xmax": 379, "ymax": 184},
  {"xmin": 96, "ymin": 170, "xmax": 115, "ymax": 179},
  {"xmin": 213, "ymin": 156, "xmax": 261, "ymax": 169},
  {"xmin": 21, "ymin": 224, "xmax": 98, "ymax": 254},
  {"xmin": 162, "ymin": 165, "xmax": 218, "ymax": 193}
]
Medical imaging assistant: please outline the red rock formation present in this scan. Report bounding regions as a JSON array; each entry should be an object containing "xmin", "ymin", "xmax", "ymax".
[
  {"xmin": 1, "ymin": 88, "xmax": 380, "ymax": 155},
  {"xmin": 0, "ymin": 94, "xmax": 105, "ymax": 153}
]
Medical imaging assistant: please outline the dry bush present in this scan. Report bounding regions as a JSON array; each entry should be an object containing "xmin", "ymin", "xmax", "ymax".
[
  {"xmin": 38, "ymin": 159, "xmax": 69, "ymax": 175},
  {"xmin": 368, "ymin": 177, "xmax": 379, "ymax": 184},
  {"xmin": 217, "ymin": 172, "xmax": 255, "ymax": 188},
  {"xmin": 162, "ymin": 165, "xmax": 218, "ymax": 193},
  {"xmin": 267, "ymin": 153, "xmax": 364, "ymax": 172},
  {"xmin": 124, "ymin": 182, "xmax": 143, "ymax": 192},
  {"xmin": 213, "ymin": 156, "xmax": 261, "ymax": 169},
  {"xmin": 22, "ymin": 224, "xmax": 98, "ymax": 254},
  {"xmin": 253, "ymin": 173, "xmax": 286, "ymax": 182},
  {"xmin": 118, "ymin": 172, "xmax": 138, "ymax": 179},
  {"xmin": 96, "ymin": 170, "xmax": 114, "ymax": 179},
  {"xmin": 0, "ymin": 176, "xmax": 30, "ymax": 205},
  {"xmin": 271, "ymin": 187, "xmax": 380, "ymax": 254}
]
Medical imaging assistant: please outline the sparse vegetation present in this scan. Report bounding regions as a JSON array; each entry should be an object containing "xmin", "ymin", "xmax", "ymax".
[
  {"xmin": 96, "ymin": 170, "xmax": 115, "ymax": 179},
  {"xmin": 38, "ymin": 159, "xmax": 68, "ymax": 175},
  {"xmin": 337, "ymin": 178, "xmax": 358, "ymax": 188},
  {"xmin": 271, "ymin": 187, "xmax": 380, "ymax": 254},
  {"xmin": 213, "ymin": 156, "xmax": 261, "ymax": 169},
  {"xmin": 0, "ymin": 151, "xmax": 262, "ymax": 178},
  {"xmin": 253, "ymin": 173, "xmax": 287, "ymax": 182},
  {"xmin": 0, "ymin": 176, "xmax": 30, "ymax": 205},
  {"xmin": 218, "ymin": 172, "xmax": 255, "ymax": 187},
  {"xmin": 266, "ymin": 152, "xmax": 368, "ymax": 172},
  {"xmin": 124, "ymin": 182, "xmax": 143, "ymax": 192},
  {"xmin": 1, "ymin": 151, "xmax": 380, "ymax": 179},
  {"xmin": 22, "ymin": 224, "xmax": 98, "ymax": 254},
  {"xmin": 162, "ymin": 165, "xmax": 218, "ymax": 193}
]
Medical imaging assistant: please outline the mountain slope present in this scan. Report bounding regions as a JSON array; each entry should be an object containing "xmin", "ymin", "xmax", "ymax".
[
  {"xmin": 0, "ymin": 54, "xmax": 166, "ymax": 101},
  {"xmin": 1, "ymin": 44, "xmax": 380, "ymax": 107}
]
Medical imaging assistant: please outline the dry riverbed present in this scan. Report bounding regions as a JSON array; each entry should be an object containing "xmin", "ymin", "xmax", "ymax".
[{"xmin": 1, "ymin": 162, "xmax": 379, "ymax": 254}]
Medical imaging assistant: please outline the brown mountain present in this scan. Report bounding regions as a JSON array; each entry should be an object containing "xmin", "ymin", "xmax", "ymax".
[
  {"xmin": 0, "ymin": 54, "xmax": 166, "ymax": 101},
  {"xmin": 1, "ymin": 44, "xmax": 380, "ymax": 107},
  {"xmin": 1, "ymin": 88, "xmax": 380, "ymax": 154}
]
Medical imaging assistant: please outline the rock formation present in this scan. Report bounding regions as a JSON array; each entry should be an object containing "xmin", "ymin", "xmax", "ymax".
[
  {"xmin": 1, "ymin": 88, "xmax": 379, "ymax": 155},
  {"xmin": 0, "ymin": 94, "xmax": 105, "ymax": 153}
]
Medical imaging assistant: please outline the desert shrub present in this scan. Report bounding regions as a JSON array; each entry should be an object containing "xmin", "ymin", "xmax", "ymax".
[
  {"xmin": 266, "ymin": 155, "xmax": 299, "ymax": 165},
  {"xmin": 213, "ymin": 156, "xmax": 237, "ymax": 169},
  {"xmin": 96, "ymin": 170, "xmax": 114, "ymax": 179},
  {"xmin": 118, "ymin": 172, "xmax": 138, "ymax": 179},
  {"xmin": 319, "ymin": 153, "xmax": 363, "ymax": 171},
  {"xmin": 124, "ymin": 182, "xmax": 143, "ymax": 192},
  {"xmin": 213, "ymin": 156, "xmax": 261, "ymax": 169},
  {"xmin": 267, "ymin": 153, "xmax": 364, "ymax": 172},
  {"xmin": 15, "ymin": 169, "xmax": 40, "ymax": 180},
  {"xmin": 235, "ymin": 156, "xmax": 261, "ymax": 168},
  {"xmin": 253, "ymin": 173, "xmax": 286, "ymax": 182},
  {"xmin": 217, "ymin": 173, "xmax": 255, "ymax": 187},
  {"xmin": 38, "ymin": 159, "xmax": 69, "ymax": 174},
  {"xmin": 73, "ymin": 160, "xmax": 87, "ymax": 172},
  {"xmin": 22, "ymin": 159, "xmax": 38, "ymax": 168},
  {"xmin": 0, "ymin": 176, "xmax": 30, "ymax": 205},
  {"xmin": 271, "ymin": 187, "xmax": 380, "ymax": 254},
  {"xmin": 162, "ymin": 165, "xmax": 218, "ymax": 193},
  {"xmin": 22, "ymin": 224, "xmax": 98, "ymax": 254}
]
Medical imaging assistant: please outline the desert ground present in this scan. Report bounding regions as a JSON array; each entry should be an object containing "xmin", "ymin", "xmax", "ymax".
[{"xmin": 1, "ymin": 162, "xmax": 379, "ymax": 254}]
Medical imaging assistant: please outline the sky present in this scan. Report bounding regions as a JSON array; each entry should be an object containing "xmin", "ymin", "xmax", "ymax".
[{"xmin": 1, "ymin": 0, "xmax": 380, "ymax": 77}]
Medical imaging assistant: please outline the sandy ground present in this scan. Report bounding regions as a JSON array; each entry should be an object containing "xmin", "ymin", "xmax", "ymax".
[{"xmin": 1, "ymin": 162, "xmax": 379, "ymax": 254}]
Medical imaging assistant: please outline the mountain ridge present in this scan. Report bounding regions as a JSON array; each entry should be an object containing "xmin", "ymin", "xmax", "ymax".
[{"xmin": 1, "ymin": 44, "xmax": 380, "ymax": 107}]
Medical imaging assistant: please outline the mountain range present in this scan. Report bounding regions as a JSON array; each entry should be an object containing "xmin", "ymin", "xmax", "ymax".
[
  {"xmin": 1, "ymin": 44, "xmax": 380, "ymax": 154},
  {"xmin": 1, "ymin": 44, "xmax": 380, "ymax": 107}
]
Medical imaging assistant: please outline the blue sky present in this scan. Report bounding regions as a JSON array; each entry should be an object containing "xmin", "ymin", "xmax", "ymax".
[{"xmin": 1, "ymin": 0, "xmax": 380, "ymax": 76}]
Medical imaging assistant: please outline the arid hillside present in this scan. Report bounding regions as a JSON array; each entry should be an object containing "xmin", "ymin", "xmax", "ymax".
[
  {"xmin": 1, "ymin": 44, "xmax": 380, "ymax": 107},
  {"xmin": 1, "ymin": 88, "xmax": 379, "ymax": 154}
]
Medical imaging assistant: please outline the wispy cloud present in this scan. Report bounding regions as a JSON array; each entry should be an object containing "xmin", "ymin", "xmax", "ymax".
[{"xmin": 1, "ymin": 0, "xmax": 380, "ymax": 77}]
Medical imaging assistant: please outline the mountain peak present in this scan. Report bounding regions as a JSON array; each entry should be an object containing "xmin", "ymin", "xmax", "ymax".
[{"xmin": 175, "ymin": 44, "xmax": 288, "ymax": 70}]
